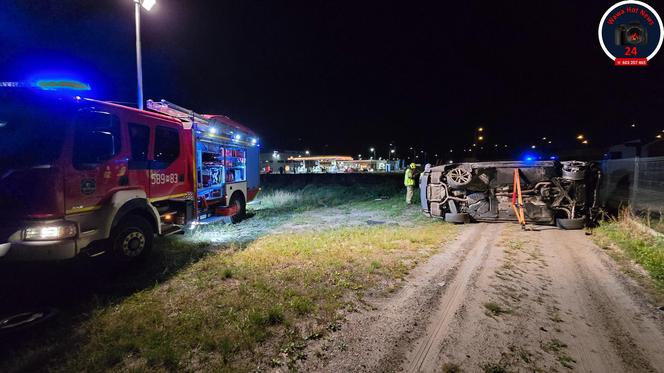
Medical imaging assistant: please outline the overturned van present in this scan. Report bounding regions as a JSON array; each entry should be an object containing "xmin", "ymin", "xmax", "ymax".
[{"xmin": 420, "ymin": 160, "xmax": 600, "ymax": 229}]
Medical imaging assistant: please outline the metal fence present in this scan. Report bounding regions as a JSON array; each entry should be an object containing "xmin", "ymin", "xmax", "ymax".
[{"xmin": 601, "ymin": 156, "xmax": 664, "ymax": 215}]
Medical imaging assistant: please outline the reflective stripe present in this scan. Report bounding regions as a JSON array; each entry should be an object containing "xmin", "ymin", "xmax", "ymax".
[
  {"xmin": 66, "ymin": 205, "xmax": 102, "ymax": 215},
  {"xmin": 148, "ymin": 193, "xmax": 189, "ymax": 203}
]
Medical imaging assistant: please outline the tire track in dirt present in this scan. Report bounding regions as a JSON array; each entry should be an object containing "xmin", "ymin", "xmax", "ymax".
[
  {"xmin": 296, "ymin": 223, "xmax": 494, "ymax": 372},
  {"xmin": 298, "ymin": 222, "xmax": 664, "ymax": 373},
  {"xmin": 402, "ymin": 223, "xmax": 503, "ymax": 373},
  {"xmin": 541, "ymin": 228, "xmax": 664, "ymax": 372}
]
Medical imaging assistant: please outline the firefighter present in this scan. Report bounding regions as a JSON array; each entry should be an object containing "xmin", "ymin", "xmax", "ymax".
[{"xmin": 404, "ymin": 163, "xmax": 418, "ymax": 204}]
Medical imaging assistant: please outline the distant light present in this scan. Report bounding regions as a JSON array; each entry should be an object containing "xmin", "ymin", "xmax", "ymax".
[
  {"xmin": 141, "ymin": 0, "xmax": 156, "ymax": 11},
  {"xmin": 209, "ymin": 127, "xmax": 218, "ymax": 134},
  {"xmin": 478, "ymin": 127, "xmax": 484, "ymax": 132},
  {"xmin": 0, "ymin": 121, "xmax": 6, "ymax": 128},
  {"xmin": 550, "ymin": 156, "xmax": 558, "ymax": 160},
  {"xmin": 576, "ymin": 134, "xmax": 585, "ymax": 140},
  {"xmin": 582, "ymin": 140, "xmax": 589, "ymax": 144},
  {"xmin": 531, "ymin": 145, "xmax": 536, "ymax": 149},
  {"xmin": 542, "ymin": 137, "xmax": 547, "ymax": 140},
  {"xmin": 234, "ymin": 134, "xmax": 242, "ymax": 140},
  {"xmin": 448, "ymin": 160, "xmax": 453, "ymax": 164},
  {"xmin": 251, "ymin": 138, "xmax": 257, "ymax": 144},
  {"xmin": 370, "ymin": 147, "xmax": 375, "ymax": 152},
  {"xmin": 631, "ymin": 123, "xmax": 637, "ymax": 128},
  {"xmin": 657, "ymin": 134, "xmax": 663, "ymax": 139},
  {"xmin": 548, "ymin": 140, "xmax": 552, "ymax": 144},
  {"xmin": 477, "ymin": 135, "xmax": 484, "ymax": 141},
  {"xmin": 305, "ymin": 150, "xmax": 310, "ymax": 155},
  {"xmin": 390, "ymin": 149, "xmax": 395, "ymax": 153},
  {"xmin": 34, "ymin": 79, "xmax": 91, "ymax": 91},
  {"xmin": 525, "ymin": 156, "xmax": 534, "ymax": 161}
]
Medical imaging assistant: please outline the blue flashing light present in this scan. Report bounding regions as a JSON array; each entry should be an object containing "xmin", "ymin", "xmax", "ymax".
[
  {"xmin": 234, "ymin": 134, "xmax": 242, "ymax": 141},
  {"xmin": 521, "ymin": 152, "xmax": 538, "ymax": 163},
  {"xmin": 209, "ymin": 127, "xmax": 218, "ymax": 134},
  {"xmin": 34, "ymin": 79, "xmax": 91, "ymax": 91},
  {"xmin": 549, "ymin": 155, "xmax": 558, "ymax": 160}
]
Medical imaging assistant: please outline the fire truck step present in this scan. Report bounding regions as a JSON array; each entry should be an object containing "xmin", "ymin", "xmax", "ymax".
[
  {"xmin": 198, "ymin": 216, "xmax": 229, "ymax": 225},
  {"xmin": 161, "ymin": 226, "xmax": 184, "ymax": 236}
]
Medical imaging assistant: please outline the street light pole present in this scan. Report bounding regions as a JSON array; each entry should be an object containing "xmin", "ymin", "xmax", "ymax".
[
  {"xmin": 134, "ymin": 0, "xmax": 144, "ymax": 109},
  {"xmin": 133, "ymin": 0, "xmax": 155, "ymax": 109}
]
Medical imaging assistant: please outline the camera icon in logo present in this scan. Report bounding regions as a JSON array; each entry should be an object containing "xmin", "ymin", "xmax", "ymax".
[{"xmin": 615, "ymin": 22, "xmax": 648, "ymax": 46}]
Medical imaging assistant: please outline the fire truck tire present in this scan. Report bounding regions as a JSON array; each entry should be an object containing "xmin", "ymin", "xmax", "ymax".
[
  {"xmin": 229, "ymin": 193, "xmax": 246, "ymax": 224},
  {"xmin": 110, "ymin": 215, "xmax": 154, "ymax": 261}
]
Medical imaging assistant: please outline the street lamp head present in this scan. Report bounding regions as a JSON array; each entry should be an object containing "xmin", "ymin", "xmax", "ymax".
[
  {"xmin": 370, "ymin": 147, "xmax": 375, "ymax": 152},
  {"xmin": 140, "ymin": 0, "xmax": 156, "ymax": 11}
]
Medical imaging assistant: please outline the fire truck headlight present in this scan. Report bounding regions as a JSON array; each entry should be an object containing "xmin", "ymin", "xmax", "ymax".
[{"xmin": 24, "ymin": 222, "xmax": 78, "ymax": 241}]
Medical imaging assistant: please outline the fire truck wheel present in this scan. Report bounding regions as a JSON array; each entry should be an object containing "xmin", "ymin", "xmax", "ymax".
[
  {"xmin": 229, "ymin": 193, "xmax": 246, "ymax": 224},
  {"xmin": 111, "ymin": 215, "xmax": 154, "ymax": 261}
]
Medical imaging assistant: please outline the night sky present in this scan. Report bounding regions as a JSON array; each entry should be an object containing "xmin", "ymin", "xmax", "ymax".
[{"xmin": 2, "ymin": 1, "xmax": 664, "ymax": 160}]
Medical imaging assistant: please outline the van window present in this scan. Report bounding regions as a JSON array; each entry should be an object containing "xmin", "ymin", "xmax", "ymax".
[
  {"xmin": 73, "ymin": 111, "xmax": 121, "ymax": 169},
  {"xmin": 154, "ymin": 126, "xmax": 180, "ymax": 168},
  {"xmin": 129, "ymin": 123, "xmax": 150, "ymax": 161}
]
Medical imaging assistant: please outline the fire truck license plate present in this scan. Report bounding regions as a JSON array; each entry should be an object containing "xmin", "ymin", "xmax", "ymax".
[{"xmin": 151, "ymin": 173, "xmax": 179, "ymax": 185}]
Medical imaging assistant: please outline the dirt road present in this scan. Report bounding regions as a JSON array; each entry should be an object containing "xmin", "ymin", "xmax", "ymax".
[{"xmin": 299, "ymin": 223, "xmax": 664, "ymax": 372}]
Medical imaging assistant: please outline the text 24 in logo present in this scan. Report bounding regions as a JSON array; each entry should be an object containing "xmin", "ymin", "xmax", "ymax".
[{"xmin": 599, "ymin": 1, "xmax": 664, "ymax": 66}]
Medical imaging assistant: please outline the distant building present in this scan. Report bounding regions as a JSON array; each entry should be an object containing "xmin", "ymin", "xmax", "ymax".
[{"xmin": 260, "ymin": 150, "xmax": 403, "ymax": 174}]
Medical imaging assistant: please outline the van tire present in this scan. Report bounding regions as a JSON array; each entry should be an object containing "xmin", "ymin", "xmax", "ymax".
[
  {"xmin": 111, "ymin": 215, "xmax": 153, "ymax": 261},
  {"xmin": 556, "ymin": 217, "xmax": 585, "ymax": 230},
  {"xmin": 229, "ymin": 193, "xmax": 246, "ymax": 224},
  {"xmin": 445, "ymin": 212, "xmax": 470, "ymax": 224}
]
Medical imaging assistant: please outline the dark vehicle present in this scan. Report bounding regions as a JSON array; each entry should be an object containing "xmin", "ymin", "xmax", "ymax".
[{"xmin": 420, "ymin": 160, "xmax": 600, "ymax": 229}]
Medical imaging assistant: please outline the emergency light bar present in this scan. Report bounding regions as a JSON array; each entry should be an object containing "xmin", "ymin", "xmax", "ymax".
[{"xmin": 0, "ymin": 80, "xmax": 91, "ymax": 91}]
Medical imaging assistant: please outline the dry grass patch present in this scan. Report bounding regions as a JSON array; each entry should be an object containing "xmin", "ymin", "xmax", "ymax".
[{"xmin": 56, "ymin": 222, "xmax": 456, "ymax": 372}]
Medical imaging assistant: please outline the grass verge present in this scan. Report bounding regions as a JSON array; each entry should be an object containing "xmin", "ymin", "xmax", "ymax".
[
  {"xmin": 593, "ymin": 216, "xmax": 664, "ymax": 300},
  {"xmin": 52, "ymin": 222, "xmax": 455, "ymax": 372}
]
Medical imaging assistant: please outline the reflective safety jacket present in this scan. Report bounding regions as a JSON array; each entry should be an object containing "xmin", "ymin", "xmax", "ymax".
[{"xmin": 404, "ymin": 168, "xmax": 415, "ymax": 186}]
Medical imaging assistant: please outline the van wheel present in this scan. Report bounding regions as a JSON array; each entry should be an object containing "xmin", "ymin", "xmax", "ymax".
[
  {"xmin": 556, "ymin": 217, "xmax": 585, "ymax": 230},
  {"xmin": 445, "ymin": 212, "xmax": 470, "ymax": 224},
  {"xmin": 229, "ymin": 193, "xmax": 246, "ymax": 224},
  {"xmin": 111, "ymin": 215, "xmax": 153, "ymax": 261}
]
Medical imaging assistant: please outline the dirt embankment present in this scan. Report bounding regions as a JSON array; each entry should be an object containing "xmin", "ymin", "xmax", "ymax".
[{"xmin": 298, "ymin": 223, "xmax": 664, "ymax": 372}]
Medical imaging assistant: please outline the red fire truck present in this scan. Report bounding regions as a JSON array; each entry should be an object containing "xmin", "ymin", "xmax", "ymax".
[{"xmin": 0, "ymin": 87, "xmax": 260, "ymax": 261}]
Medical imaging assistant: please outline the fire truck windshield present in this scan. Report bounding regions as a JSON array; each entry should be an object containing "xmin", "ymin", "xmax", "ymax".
[{"xmin": 0, "ymin": 92, "xmax": 70, "ymax": 170}]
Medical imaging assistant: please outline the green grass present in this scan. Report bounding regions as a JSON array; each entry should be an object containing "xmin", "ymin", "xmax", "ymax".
[
  {"xmin": 53, "ymin": 223, "xmax": 455, "ymax": 372},
  {"xmin": 594, "ymin": 219, "xmax": 664, "ymax": 287},
  {"xmin": 2, "ymin": 181, "xmax": 449, "ymax": 372}
]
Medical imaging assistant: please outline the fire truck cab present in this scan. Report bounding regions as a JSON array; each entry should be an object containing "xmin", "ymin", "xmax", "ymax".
[{"xmin": 0, "ymin": 89, "xmax": 260, "ymax": 261}]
